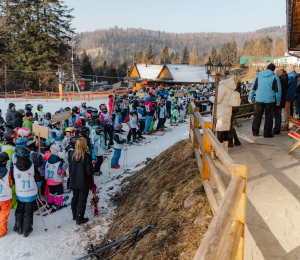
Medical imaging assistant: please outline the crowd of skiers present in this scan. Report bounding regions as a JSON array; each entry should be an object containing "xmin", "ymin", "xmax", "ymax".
[{"xmin": 0, "ymin": 84, "xmax": 194, "ymax": 238}]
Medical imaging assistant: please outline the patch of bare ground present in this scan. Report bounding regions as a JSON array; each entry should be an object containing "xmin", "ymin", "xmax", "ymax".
[{"xmin": 97, "ymin": 139, "xmax": 212, "ymax": 259}]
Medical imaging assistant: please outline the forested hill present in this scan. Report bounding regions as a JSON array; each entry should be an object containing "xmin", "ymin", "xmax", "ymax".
[{"xmin": 74, "ymin": 26, "xmax": 286, "ymax": 64}]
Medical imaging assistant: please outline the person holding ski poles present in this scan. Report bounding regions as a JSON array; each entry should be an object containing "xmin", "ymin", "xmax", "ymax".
[
  {"xmin": 125, "ymin": 110, "xmax": 140, "ymax": 144},
  {"xmin": 68, "ymin": 138, "xmax": 95, "ymax": 225}
]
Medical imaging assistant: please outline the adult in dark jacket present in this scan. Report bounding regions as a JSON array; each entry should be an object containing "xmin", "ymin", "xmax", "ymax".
[
  {"xmin": 0, "ymin": 109, "xmax": 5, "ymax": 131},
  {"xmin": 282, "ymin": 65, "xmax": 299, "ymax": 130},
  {"xmin": 295, "ymin": 81, "xmax": 300, "ymax": 118},
  {"xmin": 6, "ymin": 103, "xmax": 16, "ymax": 129},
  {"xmin": 273, "ymin": 68, "xmax": 288, "ymax": 134},
  {"xmin": 249, "ymin": 63, "xmax": 282, "ymax": 138},
  {"xmin": 68, "ymin": 137, "xmax": 95, "ymax": 224},
  {"xmin": 15, "ymin": 109, "xmax": 25, "ymax": 128}
]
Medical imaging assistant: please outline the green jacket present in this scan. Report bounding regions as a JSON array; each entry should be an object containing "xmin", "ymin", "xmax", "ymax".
[
  {"xmin": 22, "ymin": 117, "xmax": 34, "ymax": 131},
  {"xmin": 2, "ymin": 144, "xmax": 15, "ymax": 166}
]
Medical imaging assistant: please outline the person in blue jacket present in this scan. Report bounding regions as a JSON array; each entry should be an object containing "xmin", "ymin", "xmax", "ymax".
[
  {"xmin": 282, "ymin": 65, "xmax": 299, "ymax": 130},
  {"xmin": 111, "ymin": 107, "xmax": 123, "ymax": 126},
  {"xmin": 159, "ymin": 88, "xmax": 168, "ymax": 99},
  {"xmin": 249, "ymin": 63, "xmax": 282, "ymax": 138},
  {"xmin": 12, "ymin": 146, "xmax": 42, "ymax": 237}
]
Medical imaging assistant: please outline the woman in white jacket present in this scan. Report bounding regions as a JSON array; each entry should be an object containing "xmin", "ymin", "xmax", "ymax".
[{"xmin": 210, "ymin": 73, "xmax": 241, "ymax": 151}]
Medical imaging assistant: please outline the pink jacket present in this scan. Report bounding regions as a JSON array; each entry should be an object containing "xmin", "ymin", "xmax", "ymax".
[{"xmin": 99, "ymin": 111, "xmax": 110, "ymax": 124}]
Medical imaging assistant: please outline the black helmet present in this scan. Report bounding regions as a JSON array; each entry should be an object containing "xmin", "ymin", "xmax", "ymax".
[
  {"xmin": 15, "ymin": 146, "xmax": 30, "ymax": 159},
  {"xmin": 91, "ymin": 112, "xmax": 99, "ymax": 119},
  {"xmin": 130, "ymin": 110, "xmax": 137, "ymax": 115},
  {"xmin": 72, "ymin": 106, "xmax": 79, "ymax": 113},
  {"xmin": 25, "ymin": 104, "xmax": 33, "ymax": 111},
  {"xmin": 115, "ymin": 106, "xmax": 121, "ymax": 113},
  {"xmin": 55, "ymin": 111, "xmax": 60, "ymax": 114},
  {"xmin": 4, "ymin": 130, "xmax": 18, "ymax": 144},
  {"xmin": 0, "ymin": 130, "xmax": 4, "ymax": 138},
  {"xmin": 64, "ymin": 107, "xmax": 71, "ymax": 111},
  {"xmin": 91, "ymin": 108, "xmax": 98, "ymax": 114},
  {"xmin": 86, "ymin": 106, "xmax": 92, "ymax": 113},
  {"xmin": 37, "ymin": 104, "xmax": 43, "ymax": 110},
  {"xmin": 80, "ymin": 126, "xmax": 89, "ymax": 135},
  {"xmin": 26, "ymin": 137, "xmax": 37, "ymax": 150},
  {"xmin": 95, "ymin": 126, "xmax": 104, "ymax": 135},
  {"xmin": 0, "ymin": 152, "xmax": 9, "ymax": 166},
  {"xmin": 70, "ymin": 136, "xmax": 80, "ymax": 147},
  {"xmin": 46, "ymin": 112, "xmax": 51, "ymax": 119}
]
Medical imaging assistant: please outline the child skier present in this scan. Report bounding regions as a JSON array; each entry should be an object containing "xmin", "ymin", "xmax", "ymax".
[
  {"xmin": 111, "ymin": 107, "xmax": 123, "ymax": 126},
  {"xmin": 0, "ymin": 152, "xmax": 12, "ymax": 237},
  {"xmin": 137, "ymin": 100, "xmax": 146, "ymax": 133},
  {"xmin": 179, "ymin": 100, "xmax": 186, "ymax": 123},
  {"xmin": 43, "ymin": 144, "xmax": 67, "ymax": 212},
  {"xmin": 93, "ymin": 126, "xmax": 108, "ymax": 175},
  {"xmin": 111, "ymin": 124, "xmax": 125, "ymax": 169},
  {"xmin": 156, "ymin": 100, "xmax": 167, "ymax": 131},
  {"xmin": 125, "ymin": 110, "xmax": 141, "ymax": 144},
  {"xmin": 61, "ymin": 127, "xmax": 75, "ymax": 150},
  {"xmin": 72, "ymin": 106, "xmax": 80, "ymax": 126},
  {"xmin": 12, "ymin": 146, "xmax": 42, "ymax": 237},
  {"xmin": 43, "ymin": 112, "xmax": 52, "ymax": 127},
  {"xmin": 171, "ymin": 104, "xmax": 180, "ymax": 125},
  {"xmin": 35, "ymin": 104, "xmax": 45, "ymax": 125},
  {"xmin": 99, "ymin": 104, "xmax": 114, "ymax": 147}
]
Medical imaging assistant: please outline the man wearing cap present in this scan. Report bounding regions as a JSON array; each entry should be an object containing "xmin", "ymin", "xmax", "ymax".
[
  {"xmin": 249, "ymin": 63, "xmax": 282, "ymax": 138},
  {"xmin": 5, "ymin": 103, "xmax": 16, "ymax": 130},
  {"xmin": 281, "ymin": 65, "xmax": 299, "ymax": 131}
]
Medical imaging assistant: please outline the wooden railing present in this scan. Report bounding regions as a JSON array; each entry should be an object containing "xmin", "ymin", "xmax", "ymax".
[{"xmin": 190, "ymin": 99, "xmax": 247, "ymax": 260}]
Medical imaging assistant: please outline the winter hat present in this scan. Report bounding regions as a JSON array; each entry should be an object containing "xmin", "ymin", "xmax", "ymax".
[
  {"xmin": 9, "ymin": 103, "xmax": 15, "ymax": 109},
  {"xmin": 26, "ymin": 111, "xmax": 33, "ymax": 117},
  {"xmin": 114, "ymin": 123, "xmax": 122, "ymax": 130},
  {"xmin": 18, "ymin": 109, "xmax": 25, "ymax": 115},
  {"xmin": 50, "ymin": 144, "xmax": 61, "ymax": 155},
  {"xmin": 267, "ymin": 63, "xmax": 275, "ymax": 72},
  {"xmin": 286, "ymin": 65, "xmax": 295, "ymax": 72}
]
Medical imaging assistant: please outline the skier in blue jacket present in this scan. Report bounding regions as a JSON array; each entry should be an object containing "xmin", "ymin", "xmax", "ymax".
[{"xmin": 249, "ymin": 63, "xmax": 282, "ymax": 138}]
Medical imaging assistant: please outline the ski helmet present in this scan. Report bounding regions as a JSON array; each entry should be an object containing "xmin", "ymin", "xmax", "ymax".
[
  {"xmin": 75, "ymin": 120, "xmax": 82, "ymax": 127},
  {"xmin": 17, "ymin": 109, "xmax": 25, "ymax": 115},
  {"xmin": 0, "ymin": 152, "xmax": 9, "ymax": 166},
  {"xmin": 81, "ymin": 100, "xmax": 87, "ymax": 107},
  {"xmin": 91, "ymin": 112, "xmax": 99, "ymax": 119},
  {"xmin": 70, "ymin": 136, "xmax": 80, "ymax": 147},
  {"xmin": 72, "ymin": 106, "xmax": 79, "ymax": 113},
  {"xmin": 37, "ymin": 104, "xmax": 43, "ymax": 110},
  {"xmin": 100, "ymin": 104, "xmax": 107, "ymax": 111},
  {"xmin": 16, "ymin": 137, "xmax": 27, "ymax": 148},
  {"xmin": 130, "ymin": 110, "xmax": 137, "ymax": 115},
  {"xmin": 46, "ymin": 112, "xmax": 51, "ymax": 119},
  {"xmin": 115, "ymin": 107, "xmax": 121, "ymax": 113},
  {"xmin": 91, "ymin": 108, "xmax": 98, "ymax": 114},
  {"xmin": 26, "ymin": 137, "xmax": 37, "ymax": 150},
  {"xmin": 65, "ymin": 127, "xmax": 74, "ymax": 135},
  {"xmin": 86, "ymin": 106, "xmax": 92, "ymax": 113},
  {"xmin": 45, "ymin": 138, "xmax": 55, "ymax": 148},
  {"xmin": 18, "ymin": 127, "xmax": 32, "ymax": 137},
  {"xmin": 64, "ymin": 107, "xmax": 71, "ymax": 111},
  {"xmin": 114, "ymin": 123, "xmax": 122, "ymax": 130},
  {"xmin": 4, "ymin": 130, "xmax": 18, "ymax": 144},
  {"xmin": 25, "ymin": 104, "xmax": 33, "ymax": 111},
  {"xmin": 79, "ymin": 126, "xmax": 89, "ymax": 135},
  {"xmin": 55, "ymin": 111, "xmax": 60, "ymax": 114},
  {"xmin": 15, "ymin": 146, "xmax": 30, "ymax": 159},
  {"xmin": 13, "ymin": 127, "xmax": 20, "ymax": 132},
  {"xmin": 95, "ymin": 126, "xmax": 104, "ymax": 135}
]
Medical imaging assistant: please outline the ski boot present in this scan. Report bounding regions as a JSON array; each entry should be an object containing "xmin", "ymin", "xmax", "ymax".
[
  {"xmin": 45, "ymin": 202, "xmax": 54, "ymax": 211},
  {"xmin": 52, "ymin": 203, "xmax": 65, "ymax": 212},
  {"xmin": 127, "ymin": 141, "xmax": 132, "ymax": 144},
  {"xmin": 132, "ymin": 139, "xmax": 139, "ymax": 143}
]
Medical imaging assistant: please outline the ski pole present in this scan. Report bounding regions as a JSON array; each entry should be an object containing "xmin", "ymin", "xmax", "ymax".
[
  {"xmin": 107, "ymin": 156, "xmax": 111, "ymax": 176},
  {"xmin": 36, "ymin": 199, "xmax": 48, "ymax": 232},
  {"xmin": 62, "ymin": 176, "xmax": 68, "ymax": 208},
  {"xmin": 37, "ymin": 197, "xmax": 60, "ymax": 228}
]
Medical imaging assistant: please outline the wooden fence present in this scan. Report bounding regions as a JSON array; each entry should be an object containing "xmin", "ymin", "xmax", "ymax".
[{"xmin": 190, "ymin": 99, "xmax": 247, "ymax": 260}]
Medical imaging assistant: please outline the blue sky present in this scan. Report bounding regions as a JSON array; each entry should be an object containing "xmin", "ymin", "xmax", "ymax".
[{"xmin": 63, "ymin": 0, "xmax": 286, "ymax": 33}]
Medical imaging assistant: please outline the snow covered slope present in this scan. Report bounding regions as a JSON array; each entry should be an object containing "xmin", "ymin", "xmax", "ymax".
[{"xmin": 0, "ymin": 98, "xmax": 190, "ymax": 260}]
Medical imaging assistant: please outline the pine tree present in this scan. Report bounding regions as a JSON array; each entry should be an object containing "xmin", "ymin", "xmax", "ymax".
[
  {"xmin": 142, "ymin": 44, "xmax": 154, "ymax": 64},
  {"xmin": 190, "ymin": 46, "xmax": 198, "ymax": 65},
  {"xmin": 136, "ymin": 50, "xmax": 143, "ymax": 63},
  {"xmin": 170, "ymin": 52, "xmax": 175, "ymax": 63},
  {"xmin": 81, "ymin": 50, "xmax": 93, "ymax": 77},
  {"xmin": 160, "ymin": 46, "xmax": 171, "ymax": 64},
  {"xmin": 173, "ymin": 52, "xmax": 180, "ymax": 64},
  {"xmin": 131, "ymin": 52, "xmax": 137, "ymax": 65},
  {"xmin": 181, "ymin": 47, "xmax": 190, "ymax": 64},
  {"xmin": 99, "ymin": 57, "xmax": 104, "ymax": 67},
  {"xmin": 211, "ymin": 46, "xmax": 218, "ymax": 64},
  {"xmin": 6, "ymin": 0, "xmax": 74, "ymax": 86}
]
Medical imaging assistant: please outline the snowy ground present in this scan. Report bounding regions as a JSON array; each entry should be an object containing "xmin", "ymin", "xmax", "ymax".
[{"xmin": 0, "ymin": 98, "xmax": 190, "ymax": 260}]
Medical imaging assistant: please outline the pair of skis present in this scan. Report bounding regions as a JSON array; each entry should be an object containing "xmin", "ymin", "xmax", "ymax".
[{"xmin": 90, "ymin": 175, "xmax": 99, "ymax": 215}]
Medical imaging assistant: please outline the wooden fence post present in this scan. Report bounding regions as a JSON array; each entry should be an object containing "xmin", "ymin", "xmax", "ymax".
[
  {"xmin": 202, "ymin": 121, "xmax": 212, "ymax": 181},
  {"xmin": 232, "ymin": 162, "xmax": 247, "ymax": 260},
  {"xmin": 194, "ymin": 107, "xmax": 200, "ymax": 149}
]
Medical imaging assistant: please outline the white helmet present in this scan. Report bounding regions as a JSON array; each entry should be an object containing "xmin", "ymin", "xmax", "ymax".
[
  {"xmin": 81, "ymin": 100, "xmax": 86, "ymax": 106},
  {"xmin": 18, "ymin": 127, "xmax": 32, "ymax": 137}
]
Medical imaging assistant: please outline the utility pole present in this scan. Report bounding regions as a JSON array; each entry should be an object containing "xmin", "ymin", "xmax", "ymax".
[{"xmin": 68, "ymin": 40, "xmax": 80, "ymax": 93}]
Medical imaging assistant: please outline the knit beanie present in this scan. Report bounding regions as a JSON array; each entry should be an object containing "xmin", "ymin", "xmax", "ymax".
[
  {"xmin": 50, "ymin": 144, "xmax": 61, "ymax": 155},
  {"xmin": 26, "ymin": 111, "xmax": 33, "ymax": 117},
  {"xmin": 9, "ymin": 103, "xmax": 15, "ymax": 109}
]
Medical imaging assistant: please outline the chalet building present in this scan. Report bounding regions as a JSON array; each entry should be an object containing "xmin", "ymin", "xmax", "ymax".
[{"xmin": 126, "ymin": 63, "xmax": 214, "ymax": 89}]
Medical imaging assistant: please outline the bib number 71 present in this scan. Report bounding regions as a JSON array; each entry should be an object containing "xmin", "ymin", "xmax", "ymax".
[{"xmin": 21, "ymin": 180, "xmax": 31, "ymax": 189}]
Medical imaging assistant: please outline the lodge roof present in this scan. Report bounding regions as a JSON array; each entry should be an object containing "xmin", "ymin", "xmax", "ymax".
[{"xmin": 129, "ymin": 63, "xmax": 215, "ymax": 83}]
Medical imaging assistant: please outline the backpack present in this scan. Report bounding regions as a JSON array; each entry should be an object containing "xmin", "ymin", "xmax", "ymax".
[{"xmin": 229, "ymin": 91, "xmax": 241, "ymax": 107}]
